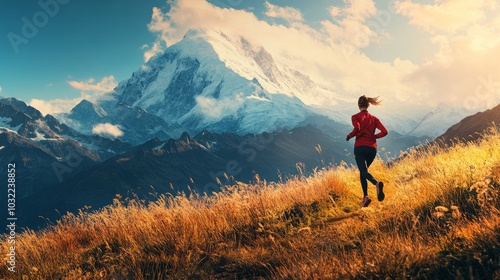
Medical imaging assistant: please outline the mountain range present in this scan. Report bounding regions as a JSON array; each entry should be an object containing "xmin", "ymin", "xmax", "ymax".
[
  {"xmin": 56, "ymin": 28, "xmax": 456, "ymax": 143},
  {"xmin": 2, "ymin": 28, "xmax": 496, "ymax": 229},
  {"xmin": 0, "ymin": 98, "xmax": 132, "ymax": 225},
  {"xmin": 22, "ymin": 125, "xmax": 350, "ymax": 227},
  {"xmin": 0, "ymin": 95, "xmax": 428, "ymax": 229},
  {"xmin": 0, "ymin": 97, "xmax": 349, "ymax": 228},
  {"xmin": 438, "ymin": 102, "xmax": 500, "ymax": 143},
  {"xmin": 57, "ymin": 29, "xmax": 322, "ymax": 145}
]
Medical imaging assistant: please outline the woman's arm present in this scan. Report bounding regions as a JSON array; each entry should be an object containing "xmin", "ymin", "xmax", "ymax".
[
  {"xmin": 346, "ymin": 115, "xmax": 360, "ymax": 140},
  {"xmin": 375, "ymin": 119, "xmax": 388, "ymax": 139}
]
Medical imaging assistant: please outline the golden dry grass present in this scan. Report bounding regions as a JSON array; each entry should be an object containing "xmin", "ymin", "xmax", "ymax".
[{"xmin": 2, "ymin": 129, "xmax": 500, "ymax": 279}]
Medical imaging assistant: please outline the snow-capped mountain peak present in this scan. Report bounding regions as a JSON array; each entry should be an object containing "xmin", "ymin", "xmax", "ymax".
[
  {"xmin": 68, "ymin": 27, "xmax": 316, "ymax": 142},
  {"xmin": 184, "ymin": 28, "xmax": 331, "ymax": 107},
  {"xmin": 59, "ymin": 27, "xmax": 466, "ymax": 144}
]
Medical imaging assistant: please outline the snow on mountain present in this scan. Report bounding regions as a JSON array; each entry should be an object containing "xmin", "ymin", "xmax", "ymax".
[
  {"xmin": 78, "ymin": 28, "xmax": 318, "ymax": 139},
  {"xmin": 60, "ymin": 27, "xmax": 457, "ymax": 141},
  {"xmin": 200, "ymin": 29, "xmax": 333, "ymax": 107},
  {"xmin": 0, "ymin": 98, "xmax": 131, "ymax": 160},
  {"xmin": 70, "ymin": 99, "xmax": 107, "ymax": 122},
  {"xmin": 173, "ymin": 29, "xmax": 443, "ymax": 137},
  {"xmin": 58, "ymin": 99, "xmax": 178, "ymax": 145},
  {"xmin": 0, "ymin": 117, "xmax": 22, "ymax": 133}
]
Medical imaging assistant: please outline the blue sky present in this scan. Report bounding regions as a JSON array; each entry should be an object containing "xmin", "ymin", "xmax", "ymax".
[
  {"xmin": 0, "ymin": 0, "xmax": 166, "ymax": 102},
  {"xmin": 0, "ymin": 0, "xmax": 410, "ymax": 103},
  {"xmin": 1, "ymin": 0, "xmax": 499, "ymax": 116}
]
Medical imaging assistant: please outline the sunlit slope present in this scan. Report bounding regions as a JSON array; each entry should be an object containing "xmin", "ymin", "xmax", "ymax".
[{"xmin": 2, "ymin": 129, "xmax": 500, "ymax": 279}]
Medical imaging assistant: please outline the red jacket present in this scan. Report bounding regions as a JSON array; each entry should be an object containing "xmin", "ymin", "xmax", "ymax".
[{"xmin": 347, "ymin": 110, "xmax": 388, "ymax": 148}]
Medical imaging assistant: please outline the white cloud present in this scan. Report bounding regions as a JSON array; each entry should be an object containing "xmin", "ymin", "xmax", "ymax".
[
  {"xmin": 148, "ymin": 6, "xmax": 177, "ymax": 47},
  {"xmin": 396, "ymin": 0, "xmax": 500, "ymax": 62},
  {"xmin": 142, "ymin": 41, "xmax": 163, "ymax": 62},
  {"xmin": 29, "ymin": 98, "xmax": 81, "ymax": 116},
  {"xmin": 29, "ymin": 75, "xmax": 117, "ymax": 116},
  {"xmin": 404, "ymin": 45, "xmax": 500, "ymax": 112},
  {"xmin": 195, "ymin": 93, "xmax": 245, "ymax": 120},
  {"xmin": 319, "ymin": 0, "xmax": 393, "ymax": 54},
  {"xmin": 334, "ymin": 0, "xmax": 377, "ymax": 21},
  {"xmin": 0, "ymin": 85, "xmax": 2, "ymax": 93},
  {"xmin": 395, "ymin": 0, "xmax": 500, "ymax": 111},
  {"xmin": 68, "ymin": 75, "xmax": 117, "ymax": 94},
  {"xmin": 264, "ymin": 1, "xmax": 303, "ymax": 23},
  {"xmin": 396, "ymin": 0, "xmax": 494, "ymax": 34},
  {"xmin": 92, "ymin": 123, "xmax": 124, "ymax": 139}
]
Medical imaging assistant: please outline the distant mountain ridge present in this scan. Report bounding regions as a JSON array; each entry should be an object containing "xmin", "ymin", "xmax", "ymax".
[
  {"xmin": 0, "ymin": 98, "xmax": 133, "ymax": 226},
  {"xmin": 1, "ymin": 97, "xmax": 355, "ymax": 229},
  {"xmin": 21, "ymin": 125, "xmax": 351, "ymax": 228},
  {"xmin": 59, "ymin": 99, "xmax": 180, "ymax": 145},
  {"xmin": 438, "ymin": 103, "xmax": 500, "ymax": 142},
  {"xmin": 0, "ymin": 98, "xmax": 131, "ymax": 159}
]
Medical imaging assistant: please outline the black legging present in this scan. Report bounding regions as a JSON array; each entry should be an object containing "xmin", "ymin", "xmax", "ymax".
[{"xmin": 354, "ymin": 146, "xmax": 378, "ymax": 197}]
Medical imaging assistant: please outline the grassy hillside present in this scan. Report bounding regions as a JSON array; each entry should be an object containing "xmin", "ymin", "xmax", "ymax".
[{"xmin": 2, "ymin": 128, "xmax": 500, "ymax": 279}]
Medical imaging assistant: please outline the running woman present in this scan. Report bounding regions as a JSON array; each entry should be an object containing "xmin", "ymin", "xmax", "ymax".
[{"xmin": 346, "ymin": 95, "xmax": 388, "ymax": 207}]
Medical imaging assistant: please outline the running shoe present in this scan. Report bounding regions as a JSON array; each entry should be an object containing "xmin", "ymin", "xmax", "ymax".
[
  {"xmin": 376, "ymin": 181, "xmax": 385, "ymax": 201},
  {"xmin": 361, "ymin": 196, "xmax": 372, "ymax": 207}
]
